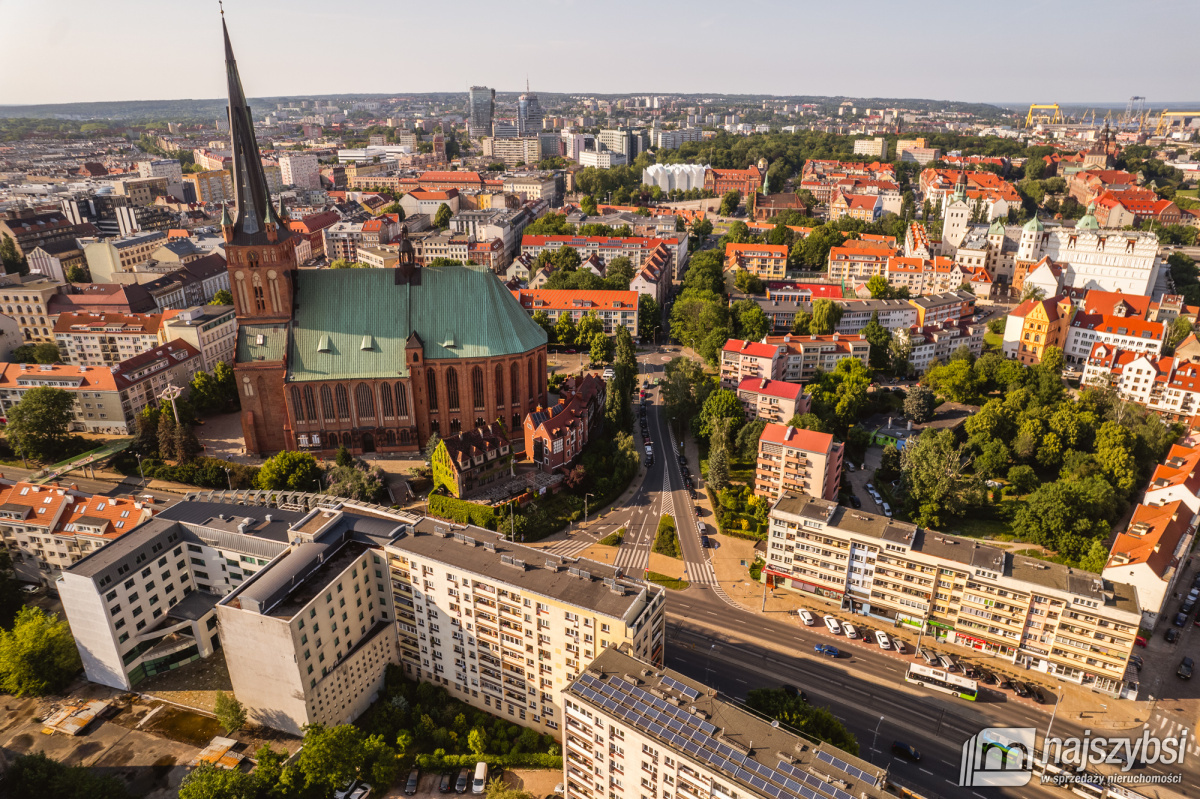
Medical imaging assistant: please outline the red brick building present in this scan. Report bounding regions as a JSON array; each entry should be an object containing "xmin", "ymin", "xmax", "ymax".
[
  {"xmin": 523, "ymin": 375, "xmax": 605, "ymax": 472},
  {"xmin": 704, "ymin": 167, "xmax": 763, "ymax": 197}
]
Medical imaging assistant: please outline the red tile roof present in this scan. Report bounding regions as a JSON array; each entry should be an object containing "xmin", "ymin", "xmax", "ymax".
[
  {"xmin": 1107, "ymin": 500, "xmax": 1191, "ymax": 577},
  {"xmin": 723, "ymin": 339, "xmax": 780, "ymax": 359},
  {"xmin": 759, "ymin": 422, "xmax": 835, "ymax": 453},
  {"xmin": 511, "ymin": 289, "xmax": 639, "ymax": 311},
  {"xmin": 738, "ymin": 377, "xmax": 805, "ymax": 400}
]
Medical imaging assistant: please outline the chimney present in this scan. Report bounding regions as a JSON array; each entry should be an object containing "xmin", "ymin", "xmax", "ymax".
[{"xmin": 785, "ymin": 425, "xmax": 795, "ymax": 441}]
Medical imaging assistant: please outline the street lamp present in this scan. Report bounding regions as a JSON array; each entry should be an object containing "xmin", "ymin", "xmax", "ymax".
[
  {"xmin": 871, "ymin": 715, "xmax": 885, "ymax": 762},
  {"xmin": 136, "ymin": 453, "xmax": 145, "ymax": 486},
  {"xmin": 584, "ymin": 493, "xmax": 594, "ymax": 528},
  {"xmin": 223, "ymin": 466, "xmax": 232, "ymax": 491}
]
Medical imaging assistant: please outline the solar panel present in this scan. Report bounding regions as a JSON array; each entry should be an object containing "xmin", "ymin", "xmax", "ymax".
[
  {"xmin": 810, "ymin": 750, "xmax": 879, "ymax": 788},
  {"xmin": 661, "ymin": 675, "xmax": 700, "ymax": 700}
]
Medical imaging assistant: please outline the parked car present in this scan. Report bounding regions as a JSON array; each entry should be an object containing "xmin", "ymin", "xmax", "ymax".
[
  {"xmin": 1129, "ymin": 654, "xmax": 1144, "ymax": 671},
  {"xmin": 645, "ymin": 445, "xmax": 653, "ymax": 455},
  {"xmin": 843, "ymin": 622, "xmax": 859, "ymax": 639},
  {"xmin": 937, "ymin": 655, "xmax": 956, "ymax": 671},
  {"xmin": 892, "ymin": 638, "xmax": 906, "ymax": 654},
  {"xmin": 1028, "ymin": 684, "xmax": 1047, "ymax": 704},
  {"xmin": 881, "ymin": 502, "xmax": 893, "ymax": 517},
  {"xmin": 848, "ymin": 495, "xmax": 862, "ymax": 509},
  {"xmin": 405, "ymin": 769, "xmax": 421, "ymax": 796},
  {"xmin": 1167, "ymin": 628, "xmax": 1181, "ymax": 644},
  {"xmin": 440, "ymin": 772, "xmax": 455, "ymax": 793},
  {"xmin": 1179, "ymin": 657, "xmax": 1195, "ymax": 680},
  {"xmin": 1175, "ymin": 612, "xmax": 1188, "ymax": 627},
  {"xmin": 700, "ymin": 535, "xmax": 710, "ymax": 548},
  {"xmin": 977, "ymin": 669, "xmax": 997, "ymax": 685},
  {"xmin": 866, "ymin": 483, "xmax": 876, "ymax": 494},
  {"xmin": 1135, "ymin": 636, "xmax": 1149, "ymax": 648},
  {"xmin": 814, "ymin": 644, "xmax": 840, "ymax": 658},
  {"xmin": 919, "ymin": 648, "xmax": 937, "ymax": 665},
  {"xmin": 823, "ymin": 615, "xmax": 842, "ymax": 634},
  {"xmin": 678, "ymin": 454, "xmax": 687, "ymax": 465},
  {"xmin": 998, "ymin": 678, "xmax": 1014, "ymax": 692},
  {"xmin": 602, "ymin": 368, "xmax": 615, "ymax": 380},
  {"xmin": 875, "ymin": 630, "xmax": 891, "ymax": 649},
  {"xmin": 797, "ymin": 609, "xmax": 816, "ymax": 626},
  {"xmin": 1012, "ymin": 681, "xmax": 1031, "ymax": 698},
  {"xmin": 891, "ymin": 741, "xmax": 921, "ymax": 762},
  {"xmin": 456, "ymin": 769, "xmax": 470, "ymax": 794}
]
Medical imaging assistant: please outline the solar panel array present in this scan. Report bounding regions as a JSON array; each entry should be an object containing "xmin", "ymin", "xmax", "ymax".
[
  {"xmin": 660, "ymin": 675, "xmax": 699, "ymax": 700},
  {"xmin": 572, "ymin": 673, "xmax": 878, "ymax": 799}
]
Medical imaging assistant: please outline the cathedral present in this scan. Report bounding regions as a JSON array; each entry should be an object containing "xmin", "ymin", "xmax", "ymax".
[{"xmin": 220, "ymin": 18, "xmax": 547, "ymax": 456}]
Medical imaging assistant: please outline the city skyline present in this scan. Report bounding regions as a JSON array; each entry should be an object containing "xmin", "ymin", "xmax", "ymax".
[{"xmin": 2, "ymin": 0, "xmax": 1198, "ymax": 106}]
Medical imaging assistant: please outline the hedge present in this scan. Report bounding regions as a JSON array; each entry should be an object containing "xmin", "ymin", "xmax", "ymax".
[
  {"xmin": 647, "ymin": 571, "xmax": 689, "ymax": 590},
  {"xmin": 706, "ymin": 487, "xmax": 766, "ymax": 540},
  {"xmin": 414, "ymin": 752, "xmax": 564, "ymax": 770},
  {"xmin": 599, "ymin": 527, "xmax": 626, "ymax": 546},
  {"xmin": 429, "ymin": 494, "xmax": 500, "ymax": 529},
  {"xmin": 651, "ymin": 514, "xmax": 680, "ymax": 559}
]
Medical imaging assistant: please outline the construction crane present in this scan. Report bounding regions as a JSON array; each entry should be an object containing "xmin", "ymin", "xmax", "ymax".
[
  {"xmin": 1155, "ymin": 110, "xmax": 1200, "ymax": 137},
  {"xmin": 1025, "ymin": 103, "xmax": 1064, "ymax": 128},
  {"xmin": 1124, "ymin": 96, "xmax": 1146, "ymax": 128}
]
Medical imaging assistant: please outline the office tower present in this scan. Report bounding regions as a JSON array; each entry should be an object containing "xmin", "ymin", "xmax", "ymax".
[{"xmin": 469, "ymin": 86, "xmax": 495, "ymax": 139}]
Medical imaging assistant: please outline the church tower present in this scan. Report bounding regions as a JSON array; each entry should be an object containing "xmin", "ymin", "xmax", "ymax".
[
  {"xmin": 221, "ymin": 14, "xmax": 296, "ymax": 324},
  {"xmin": 942, "ymin": 171, "xmax": 971, "ymax": 251}
]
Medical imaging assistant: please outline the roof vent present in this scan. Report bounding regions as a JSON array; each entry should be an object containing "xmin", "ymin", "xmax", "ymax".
[
  {"xmin": 317, "ymin": 335, "xmax": 331, "ymax": 353},
  {"xmin": 360, "ymin": 335, "xmax": 374, "ymax": 351}
]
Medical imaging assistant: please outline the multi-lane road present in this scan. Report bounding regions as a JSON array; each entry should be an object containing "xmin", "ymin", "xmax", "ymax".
[{"xmin": 537, "ymin": 347, "xmax": 1199, "ymax": 799}]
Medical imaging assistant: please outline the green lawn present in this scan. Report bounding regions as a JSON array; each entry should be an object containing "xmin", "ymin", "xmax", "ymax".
[
  {"xmin": 943, "ymin": 497, "xmax": 1025, "ymax": 540},
  {"xmin": 647, "ymin": 571, "xmax": 690, "ymax": 590},
  {"xmin": 1178, "ymin": 188, "xmax": 1198, "ymax": 198},
  {"xmin": 984, "ymin": 331, "xmax": 1003, "ymax": 352}
]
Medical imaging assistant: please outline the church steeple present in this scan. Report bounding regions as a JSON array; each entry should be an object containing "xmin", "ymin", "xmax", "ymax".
[{"xmin": 222, "ymin": 13, "xmax": 288, "ymax": 247}]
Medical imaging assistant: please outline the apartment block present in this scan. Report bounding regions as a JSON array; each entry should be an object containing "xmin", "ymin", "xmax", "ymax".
[
  {"xmin": 280, "ymin": 152, "xmax": 321, "ymax": 190},
  {"xmin": 765, "ymin": 334, "xmax": 871, "ymax": 382},
  {"xmin": 754, "ymin": 424, "xmax": 843, "ymax": 502},
  {"xmin": 160, "ymin": 305, "xmax": 237, "ymax": 371},
  {"xmin": 723, "ymin": 243, "xmax": 787, "ymax": 281},
  {"xmin": 83, "ymin": 231, "xmax": 170, "ymax": 282},
  {"xmin": 736, "ymin": 378, "xmax": 809, "ymax": 424},
  {"xmin": 0, "ymin": 481, "xmax": 156, "ymax": 588},
  {"xmin": 511, "ymin": 290, "xmax": 639, "ymax": 339},
  {"xmin": 54, "ymin": 311, "xmax": 165, "ymax": 367},
  {"xmin": 0, "ymin": 276, "xmax": 68, "ymax": 342},
  {"xmin": 561, "ymin": 647, "xmax": 893, "ymax": 799},
  {"xmin": 852, "ymin": 137, "xmax": 890, "ymax": 160},
  {"xmin": 385, "ymin": 517, "xmax": 665, "ymax": 736},
  {"xmin": 719, "ymin": 340, "xmax": 782, "ymax": 388},
  {"xmin": 766, "ymin": 493, "xmax": 1142, "ymax": 697},
  {"xmin": 184, "ymin": 169, "xmax": 235, "ymax": 203}
]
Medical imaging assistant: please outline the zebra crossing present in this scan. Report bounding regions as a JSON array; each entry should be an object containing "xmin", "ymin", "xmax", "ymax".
[{"xmin": 1151, "ymin": 714, "xmax": 1200, "ymax": 757}]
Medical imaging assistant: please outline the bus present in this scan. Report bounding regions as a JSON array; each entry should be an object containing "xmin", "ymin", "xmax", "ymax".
[{"xmin": 905, "ymin": 663, "xmax": 978, "ymax": 701}]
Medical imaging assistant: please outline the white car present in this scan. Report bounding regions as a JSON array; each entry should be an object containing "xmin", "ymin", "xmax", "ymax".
[
  {"xmin": 893, "ymin": 638, "xmax": 906, "ymax": 654},
  {"xmin": 881, "ymin": 502, "xmax": 893, "ymax": 517},
  {"xmin": 875, "ymin": 630, "xmax": 891, "ymax": 649},
  {"xmin": 602, "ymin": 368, "xmax": 615, "ymax": 380},
  {"xmin": 797, "ymin": 609, "xmax": 816, "ymax": 626},
  {"xmin": 843, "ymin": 622, "xmax": 859, "ymax": 639},
  {"xmin": 823, "ymin": 615, "xmax": 842, "ymax": 635},
  {"xmin": 645, "ymin": 445, "xmax": 653, "ymax": 455}
]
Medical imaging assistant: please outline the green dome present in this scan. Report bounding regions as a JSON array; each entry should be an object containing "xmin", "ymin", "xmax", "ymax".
[
  {"xmin": 988, "ymin": 218, "xmax": 1005, "ymax": 235},
  {"xmin": 1076, "ymin": 203, "xmax": 1099, "ymax": 231},
  {"xmin": 1023, "ymin": 216, "xmax": 1044, "ymax": 233}
]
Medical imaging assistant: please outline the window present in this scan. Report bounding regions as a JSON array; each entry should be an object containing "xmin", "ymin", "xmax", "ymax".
[
  {"xmin": 335, "ymin": 384, "xmax": 350, "ymax": 420},
  {"xmin": 395, "ymin": 382, "xmax": 409, "ymax": 417},
  {"xmin": 472, "ymin": 366, "xmax": 485, "ymax": 409},
  {"xmin": 426, "ymin": 369, "xmax": 438, "ymax": 411},
  {"xmin": 447, "ymin": 367, "xmax": 460, "ymax": 411},
  {"xmin": 291, "ymin": 387, "xmax": 306, "ymax": 423},
  {"xmin": 380, "ymin": 382, "xmax": 395, "ymax": 419},
  {"xmin": 355, "ymin": 383, "xmax": 375, "ymax": 419},
  {"xmin": 510, "ymin": 362, "xmax": 520, "ymax": 405},
  {"xmin": 494, "ymin": 364, "xmax": 505, "ymax": 407},
  {"xmin": 303, "ymin": 386, "xmax": 317, "ymax": 420},
  {"xmin": 320, "ymin": 385, "xmax": 335, "ymax": 421}
]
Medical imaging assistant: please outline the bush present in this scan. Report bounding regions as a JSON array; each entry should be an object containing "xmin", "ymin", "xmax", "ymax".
[
  {"xmin": 137, "ymin": 456, "xmax": 259, "ymax": 489},
  {"xmin": 429, "ymin": 494, "xmax": 499, "ymax": 529},
  {"xmin": 599, "ymin": 527, "xmax": 626, "ymax": 546},
  {"xmin": 652, "ymin": 514, "xmax": 681, "ymax": 558},
  {"xmin": 647, "ymin": 571, "xmax": 689, "ymax": 590},
  {"xmin": 414, "ymin": 752, "xmax": 563, "ymax": 771}
]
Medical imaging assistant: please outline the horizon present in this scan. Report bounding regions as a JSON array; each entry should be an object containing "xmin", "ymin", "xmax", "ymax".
[{"xmin": 1, "ymin": 0, "xmax": 1196, "ymax": 107}]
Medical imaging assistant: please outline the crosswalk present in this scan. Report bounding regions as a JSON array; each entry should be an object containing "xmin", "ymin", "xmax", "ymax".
[{"xmin": 1151, "ymin": 714, "xmax": 1200, "ymax": 756}]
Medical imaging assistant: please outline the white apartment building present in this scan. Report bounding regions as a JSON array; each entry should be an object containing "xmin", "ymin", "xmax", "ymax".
[
  {"xmin": 1063, "ymin": 313, "xmax": 1165, "ymax": 366},
  {"xmin": 852, "ymin": 137, "xmax": 889, "ymax": 160},
  {"xmin": 280, "ymin": 152, "xmax": 321, "ymax": 190},
  {"xmin": 386, "ymin": 517, "xmax": 665, "ymax": 736},
  {"xmin": 137, "ymin": 159, "xmax": 185, "ymax": 201},
  {"xmin": 562, "ymin": 648, "xmax": 894, "ymax": 799},
  {"xmin": 766, "ymin": 493, "xmax": 1142, "ymax": 697},
  {"xmin": 160, "ymin": 305, "xmax": 237, "ymax": 371},
  {"xmin": 1082, "ymin": 345, "xmax": 1200, "ymax": 420},
  {"xmin": 579, "ymin": 150, "xmax": 627, "ymax": 169},
  {"xmin": 54, "ymin": 311, "xmax": 165, "ymax": 367}
]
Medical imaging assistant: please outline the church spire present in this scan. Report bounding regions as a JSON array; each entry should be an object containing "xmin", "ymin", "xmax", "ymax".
[{"xmin": 222, "ymin": 13, "xmax": 286, "ymax": 246}]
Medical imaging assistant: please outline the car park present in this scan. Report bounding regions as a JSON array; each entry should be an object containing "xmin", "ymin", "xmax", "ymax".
[
  {"xmin": 823, "ymin": 615, "xmax": 842, "ymax": 634},
  {"xmin": 875, "ymin": 630, "xmax": 891, "ymax": 649},
  {"xmin": 843, "ymin": 622, "xmax": 859, "ymax": 639},
  {"xmin": 797, "ymin": 609, "xmax": 816, "ymax": 626},
  {"xmin": 891, "ymin": 742, "xmax": 921, "ymax": 762},
  {"xmin": 1180, "ymin": 657, "xmax": 1195, "ymax": 680},
  {"xmin": 814, "ymin": 644, "xmax": 840, "ymax": 658}
]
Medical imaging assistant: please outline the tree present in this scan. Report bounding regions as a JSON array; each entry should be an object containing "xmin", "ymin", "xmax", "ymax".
[
  {"xmin": 1079, "ymin": 538, "xmax": 1110, "ymax": 573},
  {"xmin": 178, "ymin": 762, "xmax": 253, "ymax": 799},
  {"xmin": 157, "ymin": 410, "xmax": 177, "ymax": 461},
  {"xmin": 708, "ymin": 445, "xmax": 730, "ymax": 490},
  {"xmin": 1007, "ymin": 465, "xmax": 1038, "ymax": 494},
  {"xmin": 424, "ymin": 433, "xmax": 441, "ymax": 461},
  {"xmin": 1, "ymin": 752, "xmax": 131, "ymax": 799},
  {"xmin": 4, "ymin": 386, "xmax": 75, "ymax": 463},
  {"xmin": 0, "ymin": 606, "xmax": 81, "ymax": 696},
  {"xmin": 1012, "ymin": 478, "xmax": 1116, "ymax": 562},
  {"xmin": 589, "ymin": 331, "xmax": 613, "ymax": 365},
  {"xmin": 719, "ymin": 190, "xmax": 741, "ymax": 216},
  {"xmin": 860, "ymin": 312, "xmax": 891, "ymax": 369},
  {"xmin": 1024, "ymin": 158, "xmax": 1046, "ymax": 180},
  {"xmin": 744, "ymin": 688, "xmax": 858, "ymax": 756},
  {"xmin": 209, "ymin": 288, "xmax": 234, "ymax": 306},
  {"xmin": 903, "ymin": 385, "xmax": 936, "ymax": 423},
  {"xmin": 296, "ymin": 724, "xmax": 365, "ymax": 793},
  {"xmin": 734, "ymin": 269, "xmax": 765, "ymax": 295},
  {"xmin": 637, "ymin": 295, "xmax": 661, "ymax": 341},
  {"xmin": 468, "ymin": 727, "xmax": 488, "ymax": 755},
  {"xmin": 555, "ymin": 314, "xmax": 578, "ymax": 347},
  {"xmin": 1169, "ymin": 315, "xmax": 1195, "ymax": 349},
  {"xmin": 0, "ymin": 233, "xmax": 26, "ymax": 275},
  {"xmin": 605, "ymin": 256, "xmax": 635, "ymax": 290},
  {"xmin": 690, "ymin": 217, "xmax": 713, "ymax": 240},
  {"xmin": 256, "ymin": 450, "xmax": 322, "ymax": 491},
  {"xmin": 213, "ymin": 690, "xmax": 247, "ymax": 734},
  {"xmin": 486, "ymin": 779, "xmax": 536, "ymax": 799},
  {"xmin": 661, "ymin": 357, "xmax": 713, "ymax": 432},
  {"xmin": 433, "ymin": 202, "xmax": 453, "ymax": 229},
  {"xmin": 31, "ymin": 342, "xmax": 60, "ymax": 364},
  {"xmin": 732, "ymin": 299, "xmax": 769, "ymax": 342},
  {"xmin": 810, "ymin": 298, "xmax": 843, "ymax": 335},
  {"xmin": 669, "ymin": 290, "xmax": 730, "ymax": 364},
  {"xmin": 866, "ymin": 275, "xmax": 891, "ymax": 299},
  {"xmin": 735, "ymin": 419, "xmax": 767, "ymax": 461},
  {"xmin": 580, "ymin": 195, "xmax": 598, "ymax": 215},
  {"xmin": 532, "ymin": 310, "xmax": 555, "ymax": 342},
  {"xmin": 889, "ymin": 329, "xmax": 913, "ymax": 373},
  {"xmin": 174, "ymin": 423, "xmax": 201, "ymax": 463},
  {"xmin": 900, "ymin": 429, "xmax": 984, "ymax": 528},
  {"xmin": 576, "ymin": 312, "xmax": 604, "ymax": 344},
  {"xmin": 65, "ymin": 264, "xmax": 90, "ymax": 283},
  {"xmin": 699, "ymin": 389, "xmax": 744, "ymax": 439},
  {"xmin": 791, "ymin": 313, "xmax": 812, "ymax": 335}
]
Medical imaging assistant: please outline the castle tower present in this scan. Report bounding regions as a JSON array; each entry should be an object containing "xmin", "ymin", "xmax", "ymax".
[
  {"xmin": 221, "ymin": 14, "xmax": 296, "ymax": 324},
  {"xmin": 942, "ymin": 171, "xmax": 972, "ymax": 251}
]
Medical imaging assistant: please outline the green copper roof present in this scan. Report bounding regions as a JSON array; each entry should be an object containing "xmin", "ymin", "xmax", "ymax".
[
  {"xmin": 988, "ymin": 218, "xmax": 1005, "ymax": 235},
  {"xmin": 1023, "ymin": 215, "xmax": 1045, "ymax": 233},
  {"xmin": 1076, "ymin": 203, "xmax": 1099, "ymax": 231},
  {"xmin": 287, "ymin": 265, "xmax": 546, "ymax": 382},
  {"xmin": 237, "ymin": 323, "xmax": 288, "ymax": 363}
]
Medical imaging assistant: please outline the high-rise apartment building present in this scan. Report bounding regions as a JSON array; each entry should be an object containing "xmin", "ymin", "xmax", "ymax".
[
  {"xmin": 753, "ymin": 424, "xmax": 843, "ymax": 502},
  {"xmin": 469, "ymin": 86, "xmax": 496, "ymax": 139},
  {"xmin": 280, "ymin": 152, "xmax": 321, "ymax": 190},
  {"xmin": 562, "ymin": 648, "xmax": 893, "ymax": 799},
  {"xmin": 385, "ymin": 517, "xmax": 665, "ymax": 736},
  {"xmin": 137, "ymin": 159, "xmax": 186, "ymax": 201}
]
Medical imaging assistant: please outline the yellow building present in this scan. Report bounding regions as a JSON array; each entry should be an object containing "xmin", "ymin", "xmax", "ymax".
[
  {"xmin": 184, "ymin": 169, "xmax": 235, "ymax": 203},
  {"xmin": 1003, "ymin": 296, "xmax": 1072, "ymax": 365},
  {"xmin": 723, "ymin": 242, "xmax": 787, "ymax": 280}
]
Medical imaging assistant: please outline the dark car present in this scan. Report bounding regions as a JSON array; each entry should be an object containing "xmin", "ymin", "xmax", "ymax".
[
  {"xmin": 678, "ymin": 454, "xmax": 687, "ymax": 465},
  {"xmin": 891, "ymin": 741, "xmax": 921, "ymax": 762},
  {"xmin": 1182, "ymin": 600, "xmax": 1196, "ymax": 615},
  {"xmin": 781, "ymin": 684, "xmax": 807, "ymax": 702},
  {"xmin": 1176, "ymin": 612, "xmax": 1188, "ymax": 627},
  {"xmin": 440, "ymin": 772, "xmax": 455, "ymax": 793},
  {"xmin": 814, "ymin": 644, "xmax": 840, "ymax": 658},
  {"xmin": 405, "ymin": 769, "xmax": 421, "ymax": 796},
  {"xmin": 1130, "ymin": 654, "xmax": 1144, "ymax": 671},
  {"xmin": 1180, "ymin": 657, "xmax": 1195, "ymax": 680},
  {"xmin": 456, "ymin": 769, "xmax": 470, "ymax": 794},
  {"xmin": 1012, "ymin": 681, "xmax": 1031, "ymax": 698},
  {"xmin": 1167, "ymin": 628, "xmax": 1181, "ymax": 644},
  {"xmin": 1028, "ymin": 684, "xmax": 1047, "ymax": 704},
  {"xmin": 977, "ymin": 669, "xmax": 997, "ymax": 685},
  {"xmin": 701, "ymin": 535, "xmax": 710, "ymax": 548},
  {"xmin": 848, "ymin": 495, "xmax": 862, "ymax": 509},
  {"xmin": 998, "ymin": 678, "xmax": 1014, "ymax": 691}
]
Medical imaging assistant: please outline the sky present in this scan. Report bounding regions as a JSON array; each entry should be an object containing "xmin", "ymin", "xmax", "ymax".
[{"xmin": 2, "ymin": 0, "xmax": 1198, "ymax": 108}]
